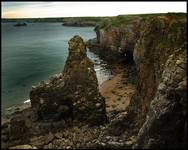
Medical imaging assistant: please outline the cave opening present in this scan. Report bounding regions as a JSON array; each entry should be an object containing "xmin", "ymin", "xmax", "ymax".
[{"xmin": 121, "ymin": 51, "xmax": 134, "ymax": 64}]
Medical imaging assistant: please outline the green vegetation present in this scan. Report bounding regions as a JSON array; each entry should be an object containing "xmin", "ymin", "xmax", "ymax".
[
  {"xmin": 97, "ymin": 13, "xmax": 186, "ymax": 30},
  {"xmin": 63, "ymin": 17, "xmax": 106, "ymax": 22},
  {"xmin": 2, "ymin": 13, "xmax": 186, "ymax": 30}
]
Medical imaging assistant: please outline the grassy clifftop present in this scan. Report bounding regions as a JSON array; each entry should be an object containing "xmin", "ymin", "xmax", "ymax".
[
  {"xmin": 96, "ymin": 13, "xmax": 186, "ymax": 30},
  {"xmin": 3, "ymin": 13, "xmax": 185, "ymax": 28}
]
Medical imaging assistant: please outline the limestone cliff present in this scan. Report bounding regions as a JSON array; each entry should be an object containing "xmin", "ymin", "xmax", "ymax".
[
  {"xmin": 87, "ymin": 15, "xmax": 146, "ymax": 62},
  {"xmin": 87, "ymin": 13, "xmax": 187, "ymax": 148},
  {"xmin": 131, "ymin": 14, "xmax": 187, "ymax": 148},
  {"xmin": 30, "ymin": 35, "xmax": 107, "ymax": 125}
]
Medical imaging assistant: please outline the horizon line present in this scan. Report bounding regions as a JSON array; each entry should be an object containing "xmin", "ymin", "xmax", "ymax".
[{"xmin": 2, "ymin": 12, "xmax": 186, "ymax": 19}]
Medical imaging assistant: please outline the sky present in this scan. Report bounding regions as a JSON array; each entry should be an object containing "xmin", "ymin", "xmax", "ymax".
[{"xmin": 1, "ymin": 2, "xmax": 187, "ymax": 18}]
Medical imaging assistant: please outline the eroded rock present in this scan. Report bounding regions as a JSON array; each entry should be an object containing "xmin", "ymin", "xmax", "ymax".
[
  {"xmin": 130, "ymin": 14, "xmax": 187, "ymax": 148},
  {"xmin": 30, "ymin": 35, "xmax": 107, "ymax": 125},
  {"xmin": 9, "ymin": 144, "xmax": 37, "ymax": 149}
]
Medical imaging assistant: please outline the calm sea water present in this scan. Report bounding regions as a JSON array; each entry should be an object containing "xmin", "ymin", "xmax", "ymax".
[{"xmin": 1, "ymin": 22, "xmax": 111, "ymax": 114}]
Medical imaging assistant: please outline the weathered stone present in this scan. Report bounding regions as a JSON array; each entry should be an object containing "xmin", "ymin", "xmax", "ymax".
[
  {"xmin": 30, "ymin": 136, "xmax": 46, "ymax": 148},
  {"xmin": 52, "ymin": 120, "xmax": 66, "ymax": 130},
  {"xmin": 66, "ymin": 146, "xmax": 72, "ymax": 149},
  {"xmin": 43, "ymin": 142, "xmax": 54, "ymax": 149},
  {"xmin": 54, "ymin": 132, "xmax": 63, "ymax": 139},
  {"xmin": 45, "ymin": 132, "xmax": 55, "ymax": 145},
  {"xmin": 30, "ymin": 35, "xmax": 107, "ymax": 125},
  {"xmin": 9, "ymin": 144, "xmax": 37, "ymax": 149},
  {"xmin": 176, "ymin": 59, "xmax": 183, "ymax": 65},
  {"xmin": 87, "ymin": 19, "xmax": 143, "ymax": 62},
  {"xmin": 130, "ymin": 14, "xmax": 187, "ymax": 148},
  {"xmin": 95, "ymin": 103, "xmax": 101, "ymax": 108},
  {"xmin": 9, "ymin": 115, "xmax": 28, "ymax": 140}
]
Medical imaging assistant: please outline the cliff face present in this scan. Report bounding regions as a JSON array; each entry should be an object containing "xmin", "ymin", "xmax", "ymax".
[
  {"xmin": 30, "ymin": 35, "xmax": 107, "ymax": 125},
  {"xmin": 132, "ymin": 14, "xmax": 187, "ymax": 148},
  {"xmin": 87, "ymin": 20, "xmax": 143, "ymax": 62},
  {"xmin": 131, "ymin": 14, "xmax": 187, "ymax": 126},
  {"xmin": 87, "ymin": 13, "xmax": 187, "ymax": 148},
  {"xmin": 96, "ymin": 20, "xmax": 143, "ymax": 61}
]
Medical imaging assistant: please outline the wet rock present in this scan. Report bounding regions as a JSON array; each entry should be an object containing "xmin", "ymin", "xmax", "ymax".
[{"xmin": 86, "ymin": 38, "xmax": 100, "ymax": 52}]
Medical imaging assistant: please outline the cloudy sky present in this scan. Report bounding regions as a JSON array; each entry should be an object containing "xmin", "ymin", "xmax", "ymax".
[{"xmin": 2, "ymin": 2, "xmax": 187, "ymax": 18}]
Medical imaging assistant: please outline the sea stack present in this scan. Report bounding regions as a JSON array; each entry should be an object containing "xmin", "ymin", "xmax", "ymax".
[{"xmin": 30, "ymin": 35, "xmax": 107, "ymax": 125}]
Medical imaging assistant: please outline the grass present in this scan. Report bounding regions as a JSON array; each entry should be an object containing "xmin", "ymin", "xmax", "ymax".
[{"xmin": 97, "ymin": 13, "xmax": 187, "ymax": 30}]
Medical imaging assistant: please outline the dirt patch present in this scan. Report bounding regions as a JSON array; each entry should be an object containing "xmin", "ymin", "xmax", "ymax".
[{"xmin": 100, "ymin": 66, "xmax": 136, "ymax": 113}]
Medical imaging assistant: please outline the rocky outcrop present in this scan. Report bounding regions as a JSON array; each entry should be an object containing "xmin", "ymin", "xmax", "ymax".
[
  {"xmin": 130, "ymin": 14, "xmax": 187, "ymax": 148},
  {"xmin": 87, "ymin": 13, "xmax": 187, "ymax": 148},
  {"xmin": 30, "ymin": 35, "xmax": 107, "ymax": 125},
  {"xmin": 87, "ymin": 17, "xmax": 144, "ymax": 62},
  {"xmin": 1, "ymin": 35, "xmax": 108, "ymax": 149}
]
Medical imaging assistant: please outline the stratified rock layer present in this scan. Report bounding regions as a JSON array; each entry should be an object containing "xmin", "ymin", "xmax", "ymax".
[
  {"xmin": 30, "ymin": 35, "xmax": 107, "ymax": 125},
  {"xmin": 131, "ymin": 14, "xmax": 187, "ymax": 148},
  {"xmin": 87, "ymin": 17, "xmax": 144, "ymax": 62},
  {"xmin": 87, "ymin": 13, "xmax": 187, "ymax": 148}
]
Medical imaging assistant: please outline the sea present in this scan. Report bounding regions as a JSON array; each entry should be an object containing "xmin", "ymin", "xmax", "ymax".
[{"xmin": 1, "ymin": 22, "xmax": 112, "ymax": 115}]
